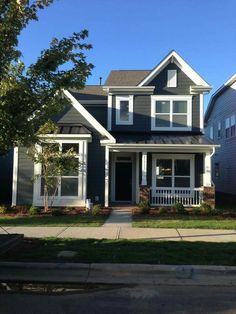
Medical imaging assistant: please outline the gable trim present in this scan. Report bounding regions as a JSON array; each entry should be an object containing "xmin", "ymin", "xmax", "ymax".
[
  {"xmin": 63, "ymin": 90, "xmax": 116, "ymax": 143},
  {"xmin": 138, "ymin": 51, "xmax": 211, "ymax": 88}
]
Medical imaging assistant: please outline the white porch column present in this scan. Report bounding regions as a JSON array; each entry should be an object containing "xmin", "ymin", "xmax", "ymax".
[
  {"xmin": 105, "ymin": 146, "xmax": 109, "ymax": 207},
  {"xmin": 141, "ymin": 152, "xmax": 147, "ymax": 186},
  {"xmin": 203, "ymin": 151, "xmax": 212, "ymax": 187}
]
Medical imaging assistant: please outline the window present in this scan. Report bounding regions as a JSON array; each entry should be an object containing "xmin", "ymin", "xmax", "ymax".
[
  {"xmin": 209, "ymin": 126, "xmax": 213, "ymax": 140},
  {"xmin": 167, "ymin": 70, "xmax": 177, "ymax": 87},
  {"xmin": 116, "ymin": 95, "xmax": 133, "ymax": 125},
  {"xmin": 151, "ymin": 95, "xmax": 192, "ymax": 130},
  {"xmin": 217, "ymin": 121, "xmax": 221, "ymax": 139},
  {"xmin": 153, "ymin": 155, "xmax": 194, "ymax": 189},
  {"xmin": 40, "ymin": 142, "xmax": 80, "ymax": 198},
  {"xmin": 215, "ymin": 162, "xmax": 220, "ymax": 178},
  {"xmin": 231, "ymin": 115, "xmax": 235, "ymax": 137},
  {"xmin": 225, "ymin": 115, "xmax": 235, "ymax": 138},
  {"xmin": 226, "ymin": 118, "xmax": 230, "ymax": 138}
]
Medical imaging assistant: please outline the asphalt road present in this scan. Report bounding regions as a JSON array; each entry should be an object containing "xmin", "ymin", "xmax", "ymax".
[{"xmin": 1, "ymin": 284, "xmax": 236, "ymax": 314}]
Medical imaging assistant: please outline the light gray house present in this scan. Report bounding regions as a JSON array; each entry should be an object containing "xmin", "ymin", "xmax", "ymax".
[
  {"xmin": 12, "ymin": 51, "xmax": 219, "ymax": 208},
  {"xmin": 205, "ymin": 74, "xmax": 236, "ymax": 203}
]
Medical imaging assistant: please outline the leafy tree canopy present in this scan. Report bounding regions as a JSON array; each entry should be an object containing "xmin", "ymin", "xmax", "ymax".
[{"xmin": 0, "ymin": 0, "xmax": 94, "ymax": 153}]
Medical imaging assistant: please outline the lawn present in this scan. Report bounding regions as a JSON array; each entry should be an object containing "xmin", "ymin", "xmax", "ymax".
[
  {"xmin": 133, "ymin": 215, "xmax": 236, "ymax": 229},
  {"xmin": 0, "ymin": 215, "xmax": 107, "ymax": 227},
  {"xmin": 2, "ymin": 238, "xmax": 236, "ymax": 266}
]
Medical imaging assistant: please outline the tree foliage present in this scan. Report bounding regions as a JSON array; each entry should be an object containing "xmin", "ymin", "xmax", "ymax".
[
  {"xmin": 0, "ymin": 1, "xmax": 94, "ymax": 152},
  {"xmin": 28, "ymin": 120, "xmax": 79, "ymax": 212}
]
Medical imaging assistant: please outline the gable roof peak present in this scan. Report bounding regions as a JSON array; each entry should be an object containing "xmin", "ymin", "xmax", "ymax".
[{"xmin": 138, "ymin": 50, "xmax": 211, "ymax": 88}]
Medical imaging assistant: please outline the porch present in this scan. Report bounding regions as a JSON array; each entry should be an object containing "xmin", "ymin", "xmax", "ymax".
[{"xmin": 104, "ymin": 135, "xmax": 218, "ymax": 208}]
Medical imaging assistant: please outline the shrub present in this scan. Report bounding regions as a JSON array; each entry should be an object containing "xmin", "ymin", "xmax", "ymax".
[
  {"xmin": 192, "ymin": 206, "xmax": 201, "ymax": 215},
  {"xmin": 0, "ymin": 205, "xmax": 7, "ymax": 214},
  {"xmin": 92, "ymin": 204, "xmax": 102, "ymax": 216},
  {"xmin": 138, "ymin": 200, "xmax": 150, "ymax": 214},
  {"xmin": 28, "ymin": 206, "xmax": 41, "ymax": 216},
  {"xmin": 52, "ymin": 208, "xmax": 64, "ymax": 216},
  {"xmin": 172, "ymin": 203, "xmax": 188, "ymax": 215},
  {"xmin": 199, "ymin": 202, "xmax": 212, "ymax": 215},
  {"xmin": 158, "ymin": 207, "xmax": 168, "ymax": 215}
]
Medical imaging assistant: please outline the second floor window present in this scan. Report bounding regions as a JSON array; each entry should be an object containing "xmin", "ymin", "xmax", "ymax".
[
  {"xmin": 217, "ymin": 121, "xmax": 221, "ymax": 138},
  {"xmin": 115, "ymin": 95, "xmax": 133, "ymax": 125},
  {"xmin": 226, "ymin": 114, "xmax": 235, "ymax": 138},
  {"xmin": 151, "ymin": 95, "xmax": 192, "ymax": 131}
]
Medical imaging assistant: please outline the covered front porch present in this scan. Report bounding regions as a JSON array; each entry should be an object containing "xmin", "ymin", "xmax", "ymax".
[{"xmin": 104, "ymin": 135, "xmax": 218, "ymax": 208}]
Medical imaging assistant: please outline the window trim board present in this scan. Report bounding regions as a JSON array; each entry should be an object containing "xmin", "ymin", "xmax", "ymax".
[{"xmin": 115, "ymin": 95, "xmax": 134, "ymax": 125}]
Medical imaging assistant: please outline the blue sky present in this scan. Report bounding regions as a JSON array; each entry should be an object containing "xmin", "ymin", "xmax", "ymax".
[{"xmin": 19, "ymin": 0, "xmax": 236, "ymax": 110}]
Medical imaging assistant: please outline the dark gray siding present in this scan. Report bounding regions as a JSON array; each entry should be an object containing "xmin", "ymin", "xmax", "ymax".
[
  {"xmin": 111, "ymin": 63, "xmax": 200, "ymax": 133},
  {"xmin": 16, "ymin": 104, "xmax": 106, "ymax": 206},
  {"xmin": 0, "ymin": 151, "xmax": 13, "ymax": 204},
  {"xmin": 87, "ymin": 136, "xmax": 105, "ymax": 204},
  {"xmin": 17, "ymin": 147, "xmax": 34, "ymax": 205},
  {"xmin": 206, "ymin": 85, "xmax": 236, "ymax": 195},
  {"xmin": 83, "ymin": 105, "xmax": 107, "ymax": 129}
]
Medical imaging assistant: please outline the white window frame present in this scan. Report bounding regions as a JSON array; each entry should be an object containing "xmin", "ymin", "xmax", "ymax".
[
  {"xmin": 33, "ymin": 139, "xmax": 88, "ymax": 207},
  {"xmin": 152, "ymin": 154, "xmax": 195, "ymax": 190},
  {"xmin": 115, "ymin": 95, "xmax": 133, "ymax": 125},
  {"xmin": 167, "ymin": 70, "xmax": 177, "ymax": 87},
  {"xmin": 151, "ymin": 95, "xmax": 192, "ymax": 131}
]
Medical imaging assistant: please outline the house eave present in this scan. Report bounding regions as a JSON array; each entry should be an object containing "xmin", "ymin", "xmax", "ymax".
[{"xmin": 103, "ymin": 86, "xmax": 155, "ymax": 94}]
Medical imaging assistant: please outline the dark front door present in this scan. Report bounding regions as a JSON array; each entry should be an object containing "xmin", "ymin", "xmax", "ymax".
[{"xmin": 115, "ymin": 162, "xmax": 132, "ymax": 201}]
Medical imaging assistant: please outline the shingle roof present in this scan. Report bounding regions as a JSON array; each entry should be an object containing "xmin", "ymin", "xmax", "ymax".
[
  {"xmin": 111, "ymin": 133, "xmax": 216, "ymax": 145},
  {"xmin": 69, "ymin": 86, "xmax": 107, "ymax": 101},
  {"xmin": 104, "ymin": 70, "xmax": 151, "ymax": 86}
]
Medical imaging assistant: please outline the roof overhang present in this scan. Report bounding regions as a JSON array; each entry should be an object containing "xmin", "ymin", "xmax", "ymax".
[
  {"xmin": 103, "ymin": 86, "xmax": 155, "ymax": 94},
  {"xmin": 205, "ymin": 74, "xmax": 236, "ymax": 122},
  {"xmin": 138, "ymin": 50, "xmax": 211, "ymax": 88},
  {"xmin": 190, "ymin": 85, "xmax": 212, "ymax": 94},
  {"xmin": 106, "ymin": 143, "xmax": 220, "ymax": 153}
]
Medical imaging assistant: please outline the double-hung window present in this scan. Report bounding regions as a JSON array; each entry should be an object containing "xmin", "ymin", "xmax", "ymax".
[
  {"xmin": 116, "ymin": 95, "xmax": 133, "ymax": 125},
  {"xmin": 217, "ymin": 121, "xmax": 221, "ymax": 139},
  {"xmin": 151, "ymin": 95, "xmax": 192, "ymax": 131},
  {"xmin": 225, "ymin": 115, "xmax": 235, "ymax": 138},
  {"xmin": 153, "ymin": 154, "xmax": 194, "ymax": 189}
]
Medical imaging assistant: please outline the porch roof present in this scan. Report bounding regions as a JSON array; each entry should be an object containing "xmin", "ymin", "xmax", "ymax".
[
  {"xmin": 111, "ymin": 133, "xmax": 216, "ymax": 146},
  {"xmin": 57, "ymin": 124, "xmax": 91, "ymax": 134}
]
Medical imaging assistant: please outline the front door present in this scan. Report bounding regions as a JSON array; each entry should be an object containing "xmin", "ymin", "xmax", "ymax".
[{"xmin": 115, "ymin": 162, "xmax": 132, "ymax": 201}]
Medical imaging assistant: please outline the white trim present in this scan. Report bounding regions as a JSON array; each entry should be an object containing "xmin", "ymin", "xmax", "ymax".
[
  {"xmin": 167, "ymin": 70, "xmax": 177, "ymax": 87},
  {"xmin": 203, "ymin": 152, "xmax": 212, "ymax": 187},
  {"xmin": 103, "ymin": 86, "xmax": 155, "ymax": 93},
  {"xmin": 151, "ymin": 95, "xmax": 192, "ymax": 131},
  {"xmin": 141, "ymin": 152, "xmax": 147, "ymax": 186},
  {"xmin": 63, "ymin": 89, "xmax": 115, "ymax": 143},
  {"xmin": 115, "ymin": 95, "xmax": 133, "ymax": 125},
  {"xmin": 33, "ymin": 140, "xmax": 88, "ymax": 207},
  {"xmin": 12, "ymin": 147, "xmax": 19, "ymax": 206},
  {"xmin": 39, "ymin": 134, "xmax": 92, "ymax": 140},
  {"xmin": 136, "ymin": 152, "xmax": 139, "ymax": 204},
  {"xmin": 107, "ymin": 94, "xmax": 112, "ymax": 131},
  {"xmin": 138, "ymin": 51, "xmax": 211, "ymax": 87},
  {"xmin": 200, "ymin": 93, "xmax": 204, "ymax": 133},
  {"xmin": 105, "ymin": 146, "xmax": 109, "ymax": 207},
  {"xmin": 152, "ymin": 153, "xmax": 195, "ymax": 190}
]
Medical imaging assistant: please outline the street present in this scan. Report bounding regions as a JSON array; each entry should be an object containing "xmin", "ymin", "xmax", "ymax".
[{"xmin": 1, "ymin": 284, "xmax": 236, "ymax": 314}]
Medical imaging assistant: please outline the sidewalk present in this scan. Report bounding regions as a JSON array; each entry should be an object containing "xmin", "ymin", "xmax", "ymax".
[{"xmin": 2, "ymin": 225, "xmax": 236, "ymax": 242}]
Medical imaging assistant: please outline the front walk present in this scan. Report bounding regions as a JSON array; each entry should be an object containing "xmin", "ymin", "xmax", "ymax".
[{"xmin": 1, "ymin": 207, "xmax": 236, "ymax": 242}]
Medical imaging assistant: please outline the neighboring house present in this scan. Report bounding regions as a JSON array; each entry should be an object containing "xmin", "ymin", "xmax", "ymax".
[
  {"xmin": 205, "ymin": 74, "xmax": 236, "ymax": 202},
  {"xmin": 12, "ymin": 50, "xmax": 219, "ymax": 208}
]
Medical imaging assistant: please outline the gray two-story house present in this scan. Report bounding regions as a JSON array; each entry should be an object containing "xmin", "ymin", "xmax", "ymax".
[
  {"xmin": 12, "ymin": 51, "xmax": 218, "ymax": 208},
  {"xmin": 205, "ymin": 74, "xmax": 236, "ymax": 203}
]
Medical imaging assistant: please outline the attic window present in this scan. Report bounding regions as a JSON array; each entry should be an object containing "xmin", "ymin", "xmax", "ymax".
[{"xmin": 167, "ymin": 70, "xmax": 177, "ymax": 87}]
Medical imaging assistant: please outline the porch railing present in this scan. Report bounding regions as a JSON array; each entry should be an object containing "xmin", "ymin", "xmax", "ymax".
[{"xmin": 150, "ymin": 188, "xmax": 203, "ymax": 207}]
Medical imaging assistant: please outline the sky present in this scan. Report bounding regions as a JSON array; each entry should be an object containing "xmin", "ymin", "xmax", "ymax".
[{"xmin": 19, "ymin": 0, "xmax": 236, "ymax": 111}]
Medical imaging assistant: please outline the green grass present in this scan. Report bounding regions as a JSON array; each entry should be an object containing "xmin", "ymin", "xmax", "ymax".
[
  {"xmin": 3, "ymin": 238, "xmax": 236, "ymax": 266},
  {"xmin": 0, "ymin": 215, "xmax": 107, "ymax": 227},
  {"xmin": 133, "ymin": 215, "xmax": 236, "ymax": 229}
]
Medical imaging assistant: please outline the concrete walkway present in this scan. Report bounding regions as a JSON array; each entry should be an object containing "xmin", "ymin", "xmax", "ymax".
[
  {"xmin": 1, "ymin": 207, "xmax": 236, "ymax": 242},
  {"xmin": 2, "ymin": 225, "xmax": 236, "ymax": 242}
]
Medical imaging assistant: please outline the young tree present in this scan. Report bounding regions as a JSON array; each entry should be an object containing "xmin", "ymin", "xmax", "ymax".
[
  {"xmin": 0, "ymin": 1, "xmax": 93, "ymax": 153},
  {"xmin": 28, "ymin": 121, "xmax": 79, "ymax": 212}
]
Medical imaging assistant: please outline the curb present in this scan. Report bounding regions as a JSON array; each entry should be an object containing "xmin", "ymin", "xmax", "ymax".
[{"xmin": 1, "ymin": 262, "xmax": 236, "ymax": 286}]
